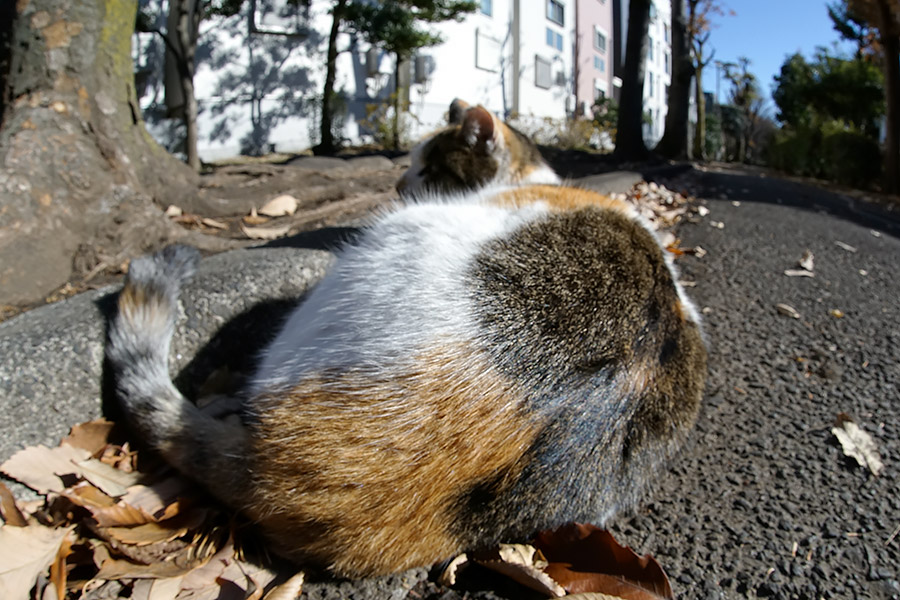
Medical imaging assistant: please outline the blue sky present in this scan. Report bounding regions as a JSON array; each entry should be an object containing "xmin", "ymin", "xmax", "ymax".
[{"xmin": 701, "ymin": 0, "xmax": 857, "ymax": 113}]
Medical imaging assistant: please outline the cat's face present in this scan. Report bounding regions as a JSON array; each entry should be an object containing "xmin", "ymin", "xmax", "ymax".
[{"xmin": 397, "ymin": 100, "xmax": 559, "ymax": 197}]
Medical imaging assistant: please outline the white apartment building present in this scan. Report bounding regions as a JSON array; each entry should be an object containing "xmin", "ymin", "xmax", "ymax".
[
  {"xmin": 643, "ymin": 0, "xmax": 672, "ymax": 147},
  {"xmin": 134, "ymin": 0, "xmax": 575, "ymax": 161}
]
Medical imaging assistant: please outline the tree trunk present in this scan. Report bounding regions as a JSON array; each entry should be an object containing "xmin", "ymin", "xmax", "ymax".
[
  {"xmin": 876, "ymin": 0, "xmax": 899, "ymax": 193},
  {"xmin": 693, "ymin": 53, "xmax": 707, "ymax": 160},
  {"xmin": 655, "ymin": 0, "xmax": 694, "ymax": 159},
  {"xmin": 614, "ymin": 0, "xmax": 651, "ymax": 161},
  {"xmin": 314, "ymin": 0, "xmax": 347, "ymax": 156},
  {"xmin": 0, "ymin": 0, "xmax": 196, "ymax": 306},
  {"xmin": 392, "ymin": 55, "xmax": 402, "ymax": 151},
  {"xmin": 174, "ymin": 0, "xmax": 201, "ymax": 171}
]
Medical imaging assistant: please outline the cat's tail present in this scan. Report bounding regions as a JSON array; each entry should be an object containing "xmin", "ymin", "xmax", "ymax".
[{"xmin": 106, "ymin": 245, "xmax": 250, "ymax": 503}]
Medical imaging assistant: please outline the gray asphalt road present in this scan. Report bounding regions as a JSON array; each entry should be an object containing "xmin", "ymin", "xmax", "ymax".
[{"xmin": 625, "ymin": 166, "xmax": 900, "ymax": 599}]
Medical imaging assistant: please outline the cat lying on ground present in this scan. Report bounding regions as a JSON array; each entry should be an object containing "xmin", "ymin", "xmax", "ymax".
[{"xmin": 106, "ymin": 100, "xmax": 706, "ymax": 577}]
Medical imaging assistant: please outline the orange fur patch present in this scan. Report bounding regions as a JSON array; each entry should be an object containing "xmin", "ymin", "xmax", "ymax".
[
  {"xmin": 245, "ymin": 344, "xmax": 540, "ymax": 576},
  {"xmin": 491, "ymin": 185, "xmax": 632, "ymax": 214}
]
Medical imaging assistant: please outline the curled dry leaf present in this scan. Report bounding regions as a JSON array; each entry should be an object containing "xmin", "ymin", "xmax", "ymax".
[
  {"xmin": 262, "ymin": 571, "xmax": 305, "ymax": 600},
  {"xmin": 829, "ymin": 309, "xmax": 845, "ymax": 318},
  {"xmin": 784, "ymin": 269, "xmax": 814, "ymax": 278},
  {"xmin": 438, "ymin": 553, "xmax": 469, "ymax": 587},
  {"xmin": 776, "ymin": 304, "xmax": 801, "ymax": 319},
  {"xmin": 241, "ymin": 223, "xmax": 291, "ymax": 240},
  {"xmin": 534, "ymin": 523, "xmax": 673, "ymax": 599},
  {"xmin": 832, "ymin": 413, "xmax": 883, "ymax": 476},
  {"xmin": 164, "ymin": 205, "xmax": 183, "ymax": 218},
  {"xmin": 471, "ymin": 544, "xmax": 565, "ymax": 598},
  {"xmin": 258, "ymin": 194, "xmax": 299, "ymax": 217}
]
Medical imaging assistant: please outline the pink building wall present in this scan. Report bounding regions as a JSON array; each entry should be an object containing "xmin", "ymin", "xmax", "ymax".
[{"xmin": 575, "ymin": 0, "xmax": 614, "ymax": 115}]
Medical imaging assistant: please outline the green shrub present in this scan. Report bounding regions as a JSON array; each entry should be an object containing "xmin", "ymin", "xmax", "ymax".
[
  {"xmin": 821, "ymin": 129, "xmax": 881, "ymax": 187},
  {"xmin": 766, "ymin": 122, "xmax": 881, "ymax": 188}
]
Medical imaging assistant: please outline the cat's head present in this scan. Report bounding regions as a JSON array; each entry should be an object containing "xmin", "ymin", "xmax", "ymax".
[{"xmin": 397, "ymin": 99, "xmax": 559, "ymax": 197}]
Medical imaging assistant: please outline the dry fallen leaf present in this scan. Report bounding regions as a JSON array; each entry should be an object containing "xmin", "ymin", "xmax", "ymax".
[
  {"xmin": 258, "ymin": 194, "xmax": 299, "ymax": 217},
  {"xmin": 0, "ymin": 482, "xmax": 27, "ymax": 527},
  {"xmin": 164, "ymin": 205, "xmax": 183, "ymax": 218},
  {"xmin": 62, "ymin": 419, "xmax": 117, "ymax": 457},
  {"xmin": 534, "ymin": 523, "xmax": 674, "ymax": 599},
  {"xmin": 832, "ymin": 413, "xmax": 883, "ymax": 476},
  {"xmin": 798, "ymin": 249, "xmax": 814, "ymax": 272},
  {"xmin": 0, "ymin": 524, "xmax": 73, "ymax": 600},
  {"xmin": 472, "ymin": 544, "xmax": 565, "ymax": 598},
  {"xmin": 829, "ymin": 309, "xmax": 845, "ymax": 318},
  {"xmin": 201, "ymin": 217, "xmax": 228, "ymax": 230},
  {"xmin": 784, "ymin": 269, "xmax": 814, "ymax": 278},
  {"xmin": 75, "ymin": 458, "xmax": 141, "ymax": 498},
  {"xmin": 262, "ymin": 571, "xmax": 305, "ymax": 600},
  {"xmin": 0, "ymin": 445, "xmax": 92, "ymax": 494},
  {"xmin": 776, "ymin": 304, "xmax": 801, "ymax": 319},
  {"xmin": 835, "ymin": 241, "xmax": 857, "ymax": 253},
  {"xmin": 241, "ymin": 224, "xmax": 291, "ymax": 240}
]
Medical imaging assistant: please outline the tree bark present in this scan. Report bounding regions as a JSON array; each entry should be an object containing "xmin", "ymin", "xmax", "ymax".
[
  {"xmin": 0, "ymin": 0, "xmax": 196, "ymax": 306},
  {"xmin": 655, "ymin": 0, "xmax": 694, "ymax": 159},
  {"xmin": 314, "ymin": 0, "xmax": 347, "ymax": 156},
  {"xmin": 614, "ymin": 0, "xmax": 651, "ymax": 161},
  {"xmin": 876, "ymin": 0, "xmax": 899, "ymax": 193},
  {"xmin": 174, "ymin": 0, "xmax": 201, "ymax": 171}
]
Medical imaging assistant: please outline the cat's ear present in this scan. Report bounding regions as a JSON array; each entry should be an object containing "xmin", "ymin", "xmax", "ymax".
[
  {"xmin": 460, "ymin": 106, "xmax": 497, "ymax": 151},
  {"xmin": 448, "ymin": 98, "xmax": 470, "ymax": 124}
]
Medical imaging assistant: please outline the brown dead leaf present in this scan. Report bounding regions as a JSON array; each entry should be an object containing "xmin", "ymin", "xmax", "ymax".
[
  {"xmin": 61, "ymin": 419, "xmax": 116, "ymax": 457},
  {"xmin": 1, "ymin": 445, "xmax": 92, "ymax": 494},
  {"xmin": 119, "ymin": 478, "xmax": 194, "ymax": 522},
  {"xmin": 102, "ymin": 507, "xmax": 208, "ymax": 546},
  {"xmin": 0, "ymin": 482, "xmax": 27, "ymax": 527},
  {"xmin": 534, "ymin": 523, "xmax": 673, "ymax": 599},
  {"xmin": 48, "ymin": 532, "xmax": 74, "ymax": 600},
  {"xmin": 240, "ymin": 223, "xmax": 291, "ymax": 240},
  {"xmin": 0, "ymin": 523, "xmax": 73, "ymax": 600},
  {"xmin": 472, "ymin": 544, "xmax": 565, "ymax": 598}
]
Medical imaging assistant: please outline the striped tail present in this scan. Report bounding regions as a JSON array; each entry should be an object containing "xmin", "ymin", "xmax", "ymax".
[{"xmin": 106, "ymin": 245, "xmax": 249, "ymax": 504}]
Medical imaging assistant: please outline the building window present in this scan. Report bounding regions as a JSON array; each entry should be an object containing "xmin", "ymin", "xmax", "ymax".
[
  {"xmin": 647, "ymin": 37, "xmax": 653, "ymax": 61},
  {"xmin": 648, "ymin": 72, "xmax": 654, "ymax": 97},
  {"xmin": 547, "ymin": 0, "xmax": 564, "ymax": 25},
  {"xmin": 546, "ymin": 27, "xmax": 563, "ymax": 51},
  {"xmin": 664, "ymin": 25, "xmax": 670, "ymax": 43},
  {"xmin": 481, "ymin": 0, "xmax": 492, "ymax": 16},
  {"xmin": 664, "ymin": 51, "xmax": 670, "ymax": 74},
  {"xmin": 535, "ymin": 55, "xmax": 553, "ymax": 89},
  {"xmin": 593, "ymin": 27, "xmax": 606, "ymax": 52},
  {"xmin": 594, "ymin": 55, "xmax": 605, "ymax": 72}
]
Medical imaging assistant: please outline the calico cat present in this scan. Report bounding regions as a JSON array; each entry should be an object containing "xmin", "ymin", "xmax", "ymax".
[
  {"xmin": 107, "ymin": 118, "xmax": 706, "ymax": 578},
  {"xmin": 397, "ymin": 99, "xmax": 560, "ymax": 196}
]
